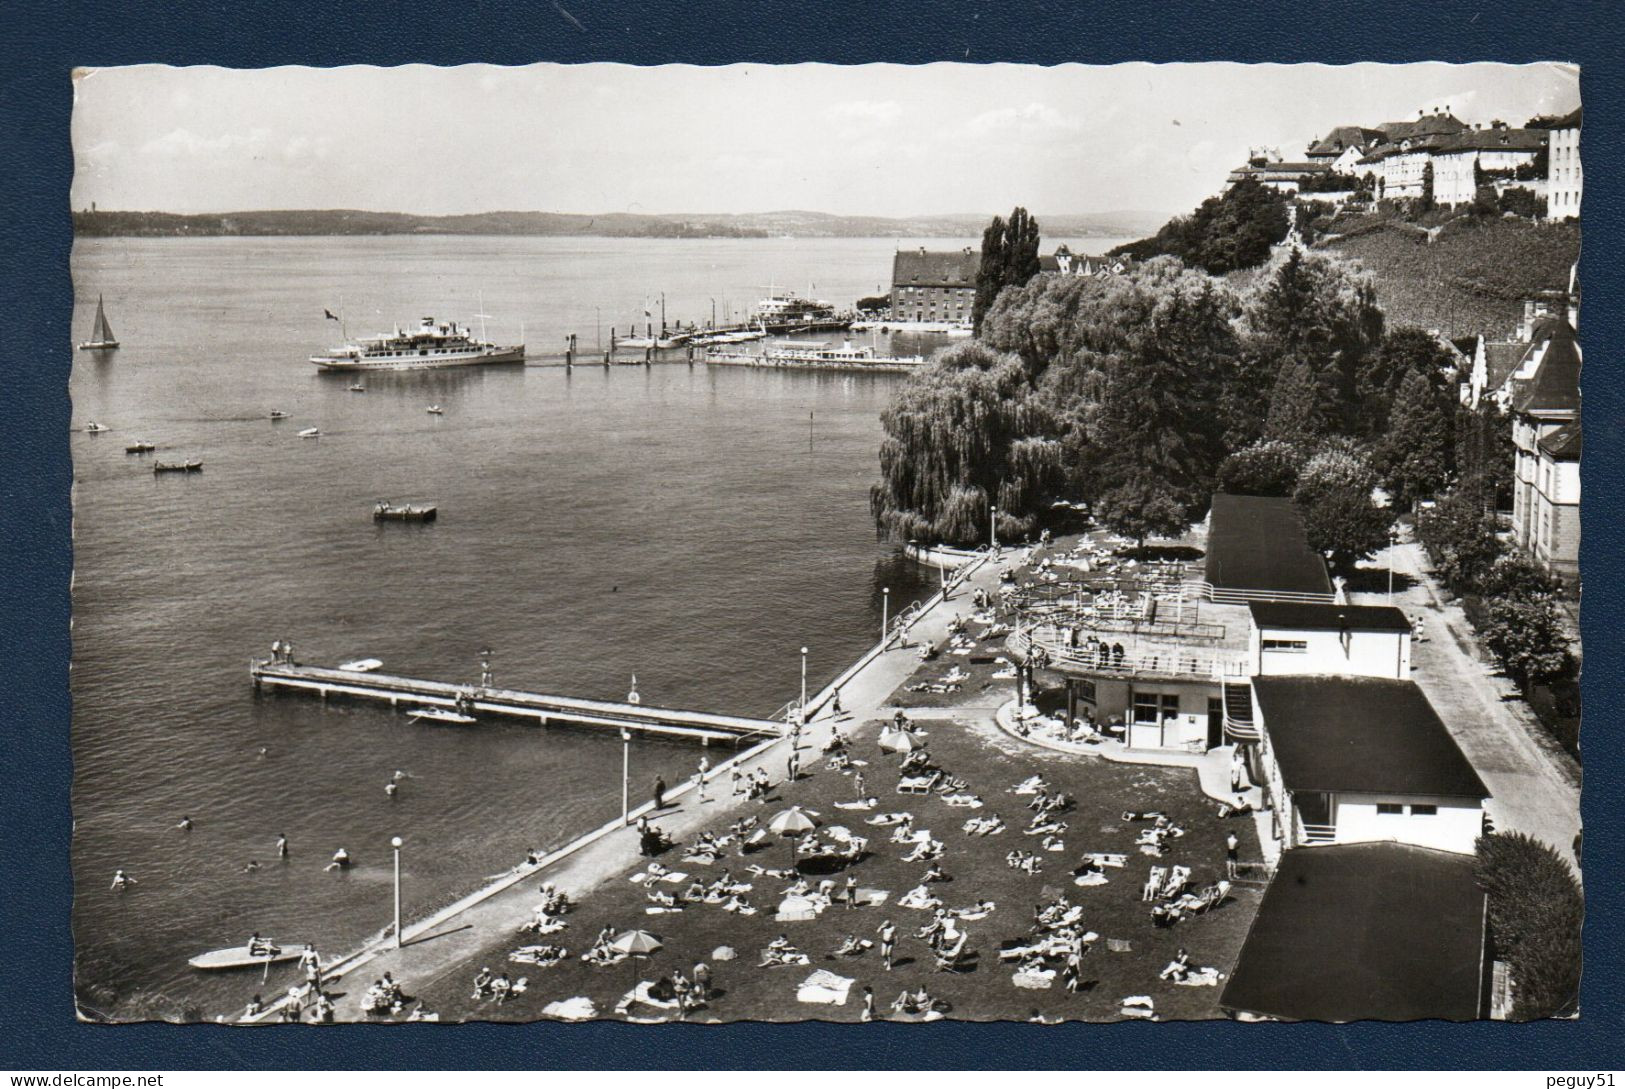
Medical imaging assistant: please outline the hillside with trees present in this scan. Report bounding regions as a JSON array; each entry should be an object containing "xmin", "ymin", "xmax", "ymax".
[{"xmin": 1109, "ymin": 178, "xmax": 1291, "ymax": 274}]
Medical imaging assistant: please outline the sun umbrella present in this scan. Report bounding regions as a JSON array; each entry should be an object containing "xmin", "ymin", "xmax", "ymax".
[
  {"xmin": 769, "ymin": 805, "xmax": 822, "ymax": 868},
  {"xmin": 879, "ymin": 729, "xmax": 925, "ymax": 754},
  {"xmin": 611, "ymin": 929, "xmax": 663, "ymax": 993}
]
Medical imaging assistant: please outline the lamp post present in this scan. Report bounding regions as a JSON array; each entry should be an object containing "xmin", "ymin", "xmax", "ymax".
[
  {"xmin": 1388, "ymin": 526, "xmax": 1400, "ymax": 602},
  {"xmin": 800, "ymin": 646, "xmax": 809, "ymax": 709},
  {"xmin": 390, "ymin": 836, "xmax": 403, "ymax": 949},
  {"xmin": 881, "ymin": 587, "xmax": 890, "ymax": 646},
  {"xmin": 621, "ymin": 728, "xmax": 632, "ymax": 825},
  {"xmin": 990, "ymin": 504, "xmax": 999, "ymax": 551}
]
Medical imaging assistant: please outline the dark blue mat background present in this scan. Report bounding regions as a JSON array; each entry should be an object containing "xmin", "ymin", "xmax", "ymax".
[{"xmin": 3, "ymin": 0, "xmax": 1618, "ymax": 1070}]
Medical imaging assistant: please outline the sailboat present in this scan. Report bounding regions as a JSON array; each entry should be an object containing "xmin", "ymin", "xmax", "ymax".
[{"xmin": 78, "ymin": 295, "xmax": 119, "ymax": 351}]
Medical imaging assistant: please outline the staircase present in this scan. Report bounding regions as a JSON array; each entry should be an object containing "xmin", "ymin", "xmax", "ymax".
[{"xmin": 1223, "ymin": 682, "xmax": 1259, "ymax": 742}]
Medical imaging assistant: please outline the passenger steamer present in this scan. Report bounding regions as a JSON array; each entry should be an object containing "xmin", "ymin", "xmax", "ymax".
[{"xmin": 309, "ymin": 316, "xmax": 525, "ymax": 372}]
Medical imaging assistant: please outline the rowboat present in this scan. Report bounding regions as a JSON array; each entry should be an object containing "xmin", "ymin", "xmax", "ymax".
[
  {"xmin": 269, "ymin": 410, "xmax": 290, "ymax": 420},
  {"xmin": 338, "ymin": 658, "xmax": 384, "ymax": 673},
  {"xmin": 348, "ymin": 384, "xmax": 366, "ymax": 393},
  {"xmin": 188, "ymin": 945, "xmax": 300, "ymax": 971},
  {"xmin": 298, "ymin": 427, "xmax": 320, "ymax": 438},
  {"xmin": 374, "ymin": 501, "xmax": 437, "ymax": 522},
  {"xmin": 85, "ymin": 422, "xmax": 109, "ymax": 433},
  {"xmin": 125, "ymin": 442, "xmax": 156, "ymax": 454},
  {"xmin": 409, "ymin": 707, "xmax": 476, "ymax": 725},
  {"xmin": 426, "ymin": 405, "xmax": 444, "ymax": 415},
  {"xmin": 154, "ymin": 460, "xmax": 202, "ymax": 474}
]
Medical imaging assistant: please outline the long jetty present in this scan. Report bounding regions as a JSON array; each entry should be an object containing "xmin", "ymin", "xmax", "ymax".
[{"xmin": 249, "ymin": 659, "xmax": 782, "ymax": 742}]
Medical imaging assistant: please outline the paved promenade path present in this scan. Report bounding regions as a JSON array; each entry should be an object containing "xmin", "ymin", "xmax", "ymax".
[
  {"xmin": 298, "ymin": 551, "xmax": 1014, "ymax": 1021},
  {"xmin": 1352, "ymin": 538, "xmax": 1581, "ymax": 866}
]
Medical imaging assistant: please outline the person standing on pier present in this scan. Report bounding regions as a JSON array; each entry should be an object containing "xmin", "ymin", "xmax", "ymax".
[
  {"xmin": 696, "ymin": 756, "xmax": 710, "ymax": 802},
  {"xmin": 652, "ymin": 776, "xmax": 666, "ymax": 811},
  {"xmin": 730, "ymin": 766, "xmax": 743, "ymax": 797}
]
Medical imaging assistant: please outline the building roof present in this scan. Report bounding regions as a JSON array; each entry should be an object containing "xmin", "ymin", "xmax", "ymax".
[
  {"xmin": 1204, "ymin": 494, "xmax": 1334, "ymax": 597},
  {"xmin": 1219, "ymin": 843, "xmax": 1486, "ymax": 1022},
  {"xmin": 892, "ymin": 248, "xmax": 979, "ymax": 288},
  {"xmin": 1527, "ymin": 107, "xmax": 1581, "ymax": 130},
  {"xmin": 1252, "ymin": 676, "xmax": 1489, "ymax": 799},
  {"xmin": 1513, "ymin": 319, "xmax": 1581, "ymax": 416},
  {"xmin": 1434, "ymin": 128, "xmax": 1548, "ymax": 154},
  {"xmin": 1539, "ymin": 419, "xmax": 1582, "ymax": 460},
  {"xmin": 1378, "ymin": 113, "xmax": 1468, "ymax": 140},
  {"xmin": 1249, "ymin": 602, "xmax": 1413, "ymax": 634},
  {"xmin": 1484, "ymin": 340, "xmax": 1527, "ymax": 392},
  {"xmin": 1307, "ymin": 126, "xmax": 1386, "ymax": 158}
]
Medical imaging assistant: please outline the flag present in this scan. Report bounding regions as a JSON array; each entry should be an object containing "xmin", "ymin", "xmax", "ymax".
[{"xmin": 324, "ymin": 309, "xmax": 340, "ymax": 321}]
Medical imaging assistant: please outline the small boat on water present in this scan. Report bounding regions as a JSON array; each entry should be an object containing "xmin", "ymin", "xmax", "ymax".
[
  {"xmin": 125, "ymin": 441, "xmax": 156, "ymax": 454},
  {"xmin": 77, "ymin": 295, "xmax": 120, "ymax": 351},
  {"xmin": 426, "ymin": 404, "xmax": 444, "ymax": 415},
  {"xmin": 374, "ymin": 501, "xmax": 437, "ymax": 522},
  {"xmin": 85, "ymin": 422, "xmax": 109, "ymax": 433},
  {"xmin": 338, "ymin": 658, "xmax": 384, "ymax": 673},
  {"xmin": 409, "ymin": 707, "xmax": 476, "ymax": 726},
  {"xmin": 188, "ymin": 944, "xmax": 301, "ymax": 971},
  {"xmin": 298, "ymin": 427, "xmax": 320, "ymax": 438},
  {"xmin": 269, "ymin": 410, "xmax": 289, "ymax": 420},
  {"xmin": 348, "ymin": 384, "xmax": 367, "ymax": 393},
  {"xmin": 154, "ymin": 459, "xmax": 203, "ymax": 474}
]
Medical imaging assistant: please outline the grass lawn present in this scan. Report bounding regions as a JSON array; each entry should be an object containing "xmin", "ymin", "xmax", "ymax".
[{"xmin": 404, "ymin": 695, "xmax": 1262, "ymax": 1023}]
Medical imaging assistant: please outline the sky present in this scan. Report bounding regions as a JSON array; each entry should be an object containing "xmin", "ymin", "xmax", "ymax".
[{"xmin": 71, "ymin": 62, "xmax": 1580, "ymax": 219}]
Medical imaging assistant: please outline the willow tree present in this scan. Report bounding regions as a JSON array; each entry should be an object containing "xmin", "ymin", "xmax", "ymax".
[{"xmin": 870, "ymin": 341, "xmax": 1063, "ymax": 546}]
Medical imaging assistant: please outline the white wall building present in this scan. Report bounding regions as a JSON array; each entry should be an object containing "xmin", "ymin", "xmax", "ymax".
[
  {"xmin": 1248, "ymin": 602, "xmax": 1412, "ymax": 679},
  {"xmin": 1546, "ymin": 108, "xmax": 1582, "ymax": 219}
]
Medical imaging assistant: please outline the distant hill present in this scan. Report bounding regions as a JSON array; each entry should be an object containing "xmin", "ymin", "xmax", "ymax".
[{"xmin": 72, "ymin": 207, "xmax": 1169, "ymax": 241}]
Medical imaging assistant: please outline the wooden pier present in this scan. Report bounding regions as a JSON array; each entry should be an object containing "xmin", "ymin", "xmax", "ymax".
[{"xmin": 249, "ymin": 659, "xmax": 783, "ymax": 743}]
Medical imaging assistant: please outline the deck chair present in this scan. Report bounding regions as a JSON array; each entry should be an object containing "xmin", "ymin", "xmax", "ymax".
[
  {"xmin": 1141, "ymin": 867, "xmax": 1167, "ymax": 902},
  {"xmin": 897, "ymin": 772, "xmax": 940, "ymax": 795},
  {"xmin": 1162, "ymin": 865, "xmax": 1191, "ymax": 899}
]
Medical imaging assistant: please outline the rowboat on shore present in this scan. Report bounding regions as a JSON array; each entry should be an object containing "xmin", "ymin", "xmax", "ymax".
[
  {"xmin": 409, "ymin": 707, "xmax": 476, "ymax": 726},
  {"xmin": 188, "ymin": 945, "xmax": 300, "ymax": 971}
]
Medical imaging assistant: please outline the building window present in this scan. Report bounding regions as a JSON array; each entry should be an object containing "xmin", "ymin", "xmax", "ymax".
[
  {"xmin": 1076, "ymin": 680, "xmax": 1097, "ymax": 704},
  {"xmin": 1261, "ymin": 639, "xmax": 1309, "ymax": 653},
  {"xmin": 1376, "ymin": 803, "xmax": 1404, "ymax": 815},
  {"xmin": 1131, "ymin": 693, "xmax": 1160, "ymax": 724},
  {"xmin": 1410, "ymin": 804, "xmax": 1437, "ymax": 816}
]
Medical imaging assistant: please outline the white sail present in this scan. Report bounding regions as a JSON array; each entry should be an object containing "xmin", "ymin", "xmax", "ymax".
[{"xmin": 92, "ymin": 296, "xmax": 115, "ymax": 344}]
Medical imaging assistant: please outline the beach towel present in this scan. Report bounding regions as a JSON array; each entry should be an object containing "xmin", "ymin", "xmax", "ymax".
[
  {"xmin": 712, "ymin": 946, "xmax": 736, "ymax": 961},
  {"xmin": 1012, "ymin": 968, "xmax": 1055, "ymax": 989},
  {"xmin": 856, "ymin": 888, "xmax": 890, "ymax": 906},
  {"xmin": 1106, "ymin": 938, "xmax": 1132, "ymax": 953},
  {"xmin": 1174, "ymin": 967, "xmax": 1222, "ymax": 987},
  {"xmin": 658, "ymin": 871, "xmax": 690, "ymax": 885},
  {"xmin": 542, "ymin": 997, "xmax": 596, "ymax": 1021},
  {"xmin": 833, "ymin": 800, "xmax": 875, "ymax": 811},
  {"xmin": 645, "ymin": 906, "xmax": 684, "ymax": 914},
  {"xmin": 1120, "ymin": 995, "xmax": 1156, "ymax": 1019},
  {"xmin": 1074, "ymin": 872, "xmax": 1109, "ymax": 887},
  {"xmin": 796, "ymin": 969, "xmax": 855, "ymax": 1006}
]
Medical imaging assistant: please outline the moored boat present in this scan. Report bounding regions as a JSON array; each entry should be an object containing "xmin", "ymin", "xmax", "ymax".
[
  {"xmin": 338, "ymin": 658, "xmax": 384, "ymax": 673},
  {"xmin": 153, "ymin": 459, "xmax": 202, "ymax": 473},
  {"xmin": 373, "ymin": 501, "xmax": 437, "ymax": 522},
  {"xmin": 77, "ymin": 295, "xmax": 120, "ymax": 351},
  {"xmin": 268, "ymin": 410, "xmax": 289, "ymax": 420},
  {"xmin": 85, "ymin": 422, "xmax": 110, "ymax": 433},
  {"xmin": 409, "ymin": 707, "xmax": 476, "ymax": 725},
  {"xmin": 426, "ymin": 404, "xmax": 444, "ymax": 415},
  {"xmin": 125, "ymin": 441, "xmax": 156, "ymax": 454},
  {"xmin": 348, "ymin": 384, "xmax": 366, "ymax": 393},
  {"xmin": 298, "ymin": 427, "xmax": 321, "ymax": 438}
]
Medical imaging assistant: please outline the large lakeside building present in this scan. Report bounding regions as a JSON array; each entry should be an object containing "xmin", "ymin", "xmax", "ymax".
[
  {"xmin": 890, "ymin": 247, "xmax": 978, "ymax": 324},
  {"xmin": 1510, "ymin": 317, "xmax": 1582, "ymax": 581},
  {"xmin": 1015, "ymin": 492, "xmax": 1490, "ymax": 858}
]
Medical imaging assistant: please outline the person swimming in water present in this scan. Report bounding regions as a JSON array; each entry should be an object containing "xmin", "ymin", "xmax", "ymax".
[
  {"xmin": 324, "ymin": 848, "xmax": 351, "ymax": 872},
  {"xmin": 242, "ymin": 860, "xmax": 261, "ymax": 874},
  {"xmin": 257, "ymin": 746, "xmax": 270, "ymax": 758},
  {"xmin": 392, "ymin": 770, "xmax": 408, "ymax": 782},
  {"xmin": 110, "ymin": 869, "xmax": 136, "ymax": 890},
  {"xmin": 385, "ymin": 782, "xmax": 399, "ymax": 798},
  {"xmin": 276, "ymin": 834, "xmax": 289, "ymax": 858},
  {"xmin": 176, "ymin": 816, "xmax": 193, "ymax": 831}
]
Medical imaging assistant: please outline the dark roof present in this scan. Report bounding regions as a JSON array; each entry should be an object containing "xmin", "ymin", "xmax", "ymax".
[
  {"xmin": 1204, "ymin": 494, "xmax": 1333, "ymax": 597},
  {"xmin": 1513, "ymin": 320, "xmax": 1580, "ymax": 416},
  {"xmin": 1527, "ymin": 107, "xmax": 1581, "ymax": 130},
  {"xmin": 1249, "ymin": 602, "xmax": 1413, "ymax": 634},
  {"xmin": 891, "ymin": 249, "xmax": 978, "ymax": 288},
  {"xmin": 1252, "ymin": 676, "xmax": 1489, "ymax": 798},
  {"xmin": 1484, "ymin": 341, "xmax": 1526, "ymax": 391},
  {"xmin": 1539, "ymin": 420, "xmax": 1582, "ymax": 460},
  {"xmin": 1378, "ymin": 113, "xmax": 1468, "ymax": 140},
  {"xmin": 1435, "ymin": 128, "xmax": 1547, "ymax": 154},
  {"xmin": 1220, "ymin": 844, "xmax": 1486, "ymax": 1021},
  {"xmin": 1307, "ymin": 126, "xmax": 1386, "ymax": 157}
]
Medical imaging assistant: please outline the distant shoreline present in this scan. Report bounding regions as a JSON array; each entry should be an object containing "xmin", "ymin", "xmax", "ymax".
[{"xmin": 72, "ymin": 208, "xmax": 1166, "ymax": 241}]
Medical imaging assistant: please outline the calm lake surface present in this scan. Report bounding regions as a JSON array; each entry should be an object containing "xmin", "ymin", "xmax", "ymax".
[{"xmin": 68, "ymin": 233, "xmax": 1130, "ymax": 1019}]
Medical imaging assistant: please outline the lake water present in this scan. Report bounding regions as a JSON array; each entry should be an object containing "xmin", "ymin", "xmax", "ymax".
[{"xmin": 67, "ymin": 233, "xmax": 1130, "ymax": 1020}]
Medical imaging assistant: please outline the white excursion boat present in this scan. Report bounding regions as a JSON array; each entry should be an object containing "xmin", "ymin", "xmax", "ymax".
[
  {"xmin": 78, "ymin": 295, "xmax": 119, "ymax": 351},
  {"xmin": 409, "ymin": 707, "xmax": 476, "ymax": 726},
  {"xmin": 310, "ymin": 316, "xmax": 525, "ymax": 372}
]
